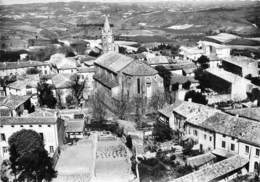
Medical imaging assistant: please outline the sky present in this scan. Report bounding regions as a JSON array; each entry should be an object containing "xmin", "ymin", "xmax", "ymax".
[{"xmin": 0, "ymin": 0, "xmax": 259, "ymax": 5}]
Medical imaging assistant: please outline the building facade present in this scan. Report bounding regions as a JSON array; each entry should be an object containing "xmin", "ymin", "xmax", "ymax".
[{"xmin": 0, "ymin": 115, "xmax": 65, "ymax": 160}]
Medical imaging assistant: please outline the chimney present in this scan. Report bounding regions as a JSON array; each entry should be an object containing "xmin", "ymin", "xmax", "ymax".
[
  {"xmin": 188, "ymin": 98, "xmax": 192, "ymax": 102},
  {"xmin": 235, "ymin": 114, "xmax": 239, "ymax": 118}
]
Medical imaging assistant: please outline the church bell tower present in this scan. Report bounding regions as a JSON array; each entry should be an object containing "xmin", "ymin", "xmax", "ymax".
[{"xmin": 101, "ymin": 15, "xmax": 118, "ymax": 54}]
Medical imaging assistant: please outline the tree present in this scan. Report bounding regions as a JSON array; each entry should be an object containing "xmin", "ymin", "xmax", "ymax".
[
  {"xmin": 70, "ymin": 74, "xmax": 85, "ymax": 106},
  {"xmin": 119, "ymin": 46, "xmax": 127, "ymax": 54},
  {"xmin": 115, "ymin": 92, "xmax": 130, "ymax": 120},
  {"xmin": 8, "ymin": 129, "xmax": 57, "ymax": 181},
  {"xmin": 126, "ymin": 135, "xmax": 133, "ymax": 150},
  {"xmin": 185, "ymin": 90, "xmax": 207, "ymax": 105},
  {"xmin": 91, "ymin": 91, "xmax": 107, "ymax": 122},
  {"xmin": 197, "ymin": 55, "xmax": 210, "ymax": 69},
  {"xmin": 0, "ymin": 160, "xmax": 11, "ymax": 182},
  {"xmin": 37, "ymin": 80, "xmax": 57, "ymax": 108},
  {"xmin": 66, "ymin": 94, "xmax": 77, "ymax": 108},
  {"xmin": 26, "ymin": 67, "xmax": 41, "ymax": 75},
  {"xmin": 149, "ymin": 91, "xmax": 166, "ymax": 111},
  {"xmin": 155, "ymin": 65, "xmax": 172, "ymax": 90},
  {"xmin": 153, "ymin": 122, "xmax": 173, "ymax": 142}
]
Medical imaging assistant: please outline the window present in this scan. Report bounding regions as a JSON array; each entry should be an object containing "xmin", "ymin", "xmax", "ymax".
[
  {"xmin": 256, "ymin": 149, "xmax": 260, "ymax": 156},
  {"xmin": 39, "ymin": 133, "xmax": 44, "ymax": 141},
  {"xmin": 193, "ymin": 130, "xmax": 198, "ymax": 136},
  {"xmin": 204, "ymin": 134, "xmax": 207, "ymax": 140},
  {"xmin": 50, "ymin": 146, "xmax": 54, "ymax": 153},
  {"xmin": 2, "ymin": 147, "xmax": 8, "ymax": 153},
  {"xmin": 20, "ymin": 125, "xmax": 23, "ymax": 127},
  {"xmin": 0, "ymin": 134, "xmax": 6, "ymax": 141},
  {"xmin": 137, "ymin": 78, "xmax": 141, "ymax": 94},
  {"xmin": 231, "ymin": 144, "xmax": 235, "ymax": 151},
  {"xmin": 39, "ymin": 125, "xmax": 42, "ymax": 127},
  {"xmin": 48, "ymin": 125, "xmax": 51, "ymax": 127},
  {"xmin": 209, "ymin": 136, "xmax": 212, "ymax": 141},
  {"xmin": 245, "ymin": 145, "xmax": 250, "ymax": 153},
  {"xmin": 30, "ymin": 125, "xmax": 33, "ymax": 127},
  {"xmin": 222, "ymin": 141, "xmax": 226, "ymax": 148}
]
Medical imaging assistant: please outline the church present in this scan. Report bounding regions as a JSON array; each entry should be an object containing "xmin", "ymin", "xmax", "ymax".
[{"xmin": 94, "ymin": 16, "xmax": 164, "ymax": 113}]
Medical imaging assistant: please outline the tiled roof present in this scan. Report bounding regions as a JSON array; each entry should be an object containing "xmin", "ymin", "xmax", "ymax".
[
  {"xmin": 147, "ymin": 56, "xmax": 169, "ymax": 65},
  {"xmin": 7, "ymin": 75, "xmax": 39, "ymax": 90},
  {"xmin": 93, "ymin": 74, "xmax": 119, "ymax": 89},
  {"xmin": 173, "ymin": 101, "xmax": 216, "ymax": 121},
  {"xmin": 172, "ymin": 155, "xmax": 248, "ymax": 182},
  {"xmin": 225, "ymin": 107, "xmax": 260, "ymax": 122},
  {"xmin": 0, "ymin": 117, "xmax": 56, "ymax": 125},
  {"xmin": 49, "ymin": 53, "xmax": 78, "ymax": 70},
  {"xmin": 0, "ymin": 61, "xmax": 48, "ymax": 70},
  {"xmin": 0, "ymin": 95, "xmax": 31, "ymax": 110},
  {"xmin": 223, "ymin": 56, "xmax": 256, "ymax": 67},
  {"xmin": 158, "ymin": 101, "xmax": 183, "ymax": 118},
  {"xmin": 206, "ymin": 68, "xmax": 251, "ymax": 84},
  {"xmin": 165, "ymin": 61, "xmax": 197, "ymax": 71},
  {"xmin": 186, "ymin": 152, "xmax": 216, "ymax": 168},
  {"xmin": 171, "ymin": 74, "xmax": 198, "ymax": 84},
  {"xmin": 51, "ymin": 74, "xmax": 74, "ymax": 89},
  {"xmin": 95, "ymin": 52, "xmax": 133, "ymax": 73},
  {"xmin": 122, "ymin": 60, "xmax": 158, "ymax": 76},
  {"xmin": 66, "ymin": 120, "xmax": 85, "ymax": 133},
  {"xmin": 200, "ymin": 112, "xmax": 260, "ymax": 146},
  {"xmin": 77, "ymin": 67, "xmax": 95, "ymax": 73}
]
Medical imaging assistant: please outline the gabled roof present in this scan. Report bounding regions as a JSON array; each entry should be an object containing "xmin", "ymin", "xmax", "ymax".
[
  {"xmin": 66, "ymin": 120, "xmax": 85, "ymax": 133},
  {"xmin": 0, "ymin": 61, "xmax": 48, "ymax": 70},
  {"xmin": 0, "ymin": 95, "xmax": 31, "ymax": 110},
  {"xmin": 49, "ymin": 53, "xmax": 78, "ymax": 70},
  {"xmin": 121, "ymin": 60, "xmax": 158, "ymax": 76},
  {"xmin": 172, "ymin": 155, "xmax": 248, "ymax": 182},
  {"xmin": 94, "ymin": 52, "xmax": 133, "ymax": 73},
  {"xmin": 158, "ymin": 101, "xmax": 183, "ymax": 118},
  {"xmin": 7, "ymin": 75, "xmax": 39, "ymax": 90},
  {"xmin": 223, "ymin": 56, "xmax": 256, "ymax": 67},
  {"xmin": 51, "ymin": 74, "xmax": 74, "ymax": 89},
  {"xmin": 225, "ymin": 107, "xmax": 260, "ymax": 122},
  {"xmin": 0, "ymin": 117, "xmax": 57, "ymax": 126},
  {"xmin": 173, "ymin": 101, "xmax": 216, "ymax": 120},
  {"xmin": 200, "ymin": 112, "xmax": 260, "ymax": 147},
  {"xmin": 170, "ymin": 74, "xmax": 198, "ymax": 85}
]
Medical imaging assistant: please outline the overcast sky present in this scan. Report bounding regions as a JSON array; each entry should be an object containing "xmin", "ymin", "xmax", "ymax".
[{"xmin": 0, "ymin": 0, "xmax": 258, "ymax": 5}]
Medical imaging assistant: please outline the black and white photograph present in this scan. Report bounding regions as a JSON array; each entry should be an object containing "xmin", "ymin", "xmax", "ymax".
[{"xmin": 0, "ymin": 0, "xmax": 260, "ymax": 181}]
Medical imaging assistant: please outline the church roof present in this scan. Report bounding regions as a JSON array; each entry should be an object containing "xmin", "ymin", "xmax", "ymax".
[
  {"xmin": 121, "ymin": 60, "xmax": 158, "ymax": 76},
  {"xmin": 95, "ymin": 52, "xmax": 133, "ymax": 73}
]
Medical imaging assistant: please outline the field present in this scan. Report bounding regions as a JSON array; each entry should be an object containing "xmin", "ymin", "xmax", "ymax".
[{"xmin": 0, "ymin": 1, "xmax": 260, "ymax": 48}]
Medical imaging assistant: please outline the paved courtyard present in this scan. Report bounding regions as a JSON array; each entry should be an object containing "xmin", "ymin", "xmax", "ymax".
[
  {"xmin": 93, "ymin": 134, "xmax": 133, "ymax": 182},
  {"xmin": 53, "ymin": 135, "xmax": 96, "ymax": 182}
]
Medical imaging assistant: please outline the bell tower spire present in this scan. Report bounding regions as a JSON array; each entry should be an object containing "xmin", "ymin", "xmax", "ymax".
[{"xmin": 101, "ymin": 15, "xmax": 118, "ymax": 54}]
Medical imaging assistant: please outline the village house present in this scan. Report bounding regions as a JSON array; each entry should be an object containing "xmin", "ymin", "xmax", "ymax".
[
  {"xmin": 200, "ymin": 112, "xmax": 260, "ymax": 173},
  {"xmin": 221, "ymin": 56, "xmax": 259, "ymax": 77},
  {"xmin": 51, "ymin": 73, "xmax": 74, "ymax": 106},
  {"xmin": 205, "ymin": 67, "xmax": 254, "ymax": 101},
  {"xmin": 0, "ymin": 110, "xmax": 65, "ymax": 160},
  {"xmin": 158, "ymin": 101, "xmax": 217, "ymax": 152},
  {"xmin": 0, "ymin": 95, "xmax": 34, "ymax": 117},
  {"xmin": 179, "ymin": 46, "xmax": 204, "ymax": 62},
  {"xmin": 94, "ymin": 52, "xmax": 164, "ymax": 111},
  {"xmin": 5, "ymin": 75, "xmax": 40, "ymax": 105},
  {"xmin": 0, "ymin": 60, "xmax": 51, "ymax": 77},
  {"xmin": 49, "ymin": 53, "xmax": 78, "ymax": 74}
]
